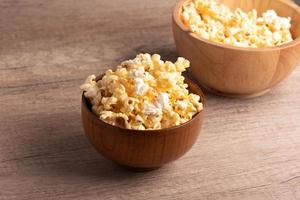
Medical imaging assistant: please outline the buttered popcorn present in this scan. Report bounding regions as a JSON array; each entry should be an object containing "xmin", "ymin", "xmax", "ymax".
[
  {"xmin": 81, "ymin": 54, "xmax": 203, "ymax": 130},
  {"xmin": 182, "ymin": 0, "xmax": 293, "ymax": 48}
]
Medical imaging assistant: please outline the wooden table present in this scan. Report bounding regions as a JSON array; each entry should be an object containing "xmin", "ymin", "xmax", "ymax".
[{"xmin": 1, "ymin": 0, "xmax": 300, "ymax": 199}]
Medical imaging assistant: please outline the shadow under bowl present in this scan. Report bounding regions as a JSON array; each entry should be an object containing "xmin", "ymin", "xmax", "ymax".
[
  {"xmin": 81, "ymin": 77, "xmax": 205, "ymax": 170},
  {"xmin": 173, "ymin": 0, "xmax": 300, "ymax": 98}
]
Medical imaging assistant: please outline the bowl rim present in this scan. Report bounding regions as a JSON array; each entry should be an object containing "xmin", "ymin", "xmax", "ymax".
[
  {"xmin": 81, "ymin": 75, "xmax": 205, "ymax": 133},
  {"xmin": 173, "ymin": 0, "xmax": 300, "ymax": 52}
]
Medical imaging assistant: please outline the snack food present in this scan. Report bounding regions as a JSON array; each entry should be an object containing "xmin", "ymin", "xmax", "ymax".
[
  {"xmin": 182, "ymin": 0, "xmax": 293, "ymax": 48},
  {"xmin": 81, "ymin": 54, "xmax": 203, "ymax": 130}
]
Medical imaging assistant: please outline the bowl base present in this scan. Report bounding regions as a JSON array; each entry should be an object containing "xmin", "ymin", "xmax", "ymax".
[
  {"xmin": 201, "ymin": 84, "xmax": 271, "ymax": 99},
  {"xmin": 121, "ymin": 165, "xmax": 161, "ymax": 172}
]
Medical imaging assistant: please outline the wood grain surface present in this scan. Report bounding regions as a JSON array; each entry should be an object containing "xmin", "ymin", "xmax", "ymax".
[{"xmin": 0, "ymin": 0, "xmax": 299, "ymax": 199}]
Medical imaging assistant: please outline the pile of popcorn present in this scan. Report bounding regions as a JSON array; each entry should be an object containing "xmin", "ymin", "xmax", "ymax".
[
  {"xmin": 182, "ymin": 0, "xmax": 293, "ymax": 48},
  {"xmin": 81, "ymin": 54, "xmax": 203, "ymax": 130}
]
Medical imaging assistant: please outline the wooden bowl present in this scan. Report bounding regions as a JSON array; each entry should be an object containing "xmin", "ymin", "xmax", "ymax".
[
  {"xmin": 173, "ymin": 0, "xmax": 300, "ymax": 98},
  {"xmin": 81, "ymin": 76, "xmax": 205, "ymax": 170}
]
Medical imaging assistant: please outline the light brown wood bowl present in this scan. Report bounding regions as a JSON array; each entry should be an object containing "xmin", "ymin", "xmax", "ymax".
[
  {"xmin": 173, "ymin": 0, "xmax": 300, "ymax": 98},
  {"xmin": 81, "ymin": 76, "xmax": 205, "ymax": 170}
]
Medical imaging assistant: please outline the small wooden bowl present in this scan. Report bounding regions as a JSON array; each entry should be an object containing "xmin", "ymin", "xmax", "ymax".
[
  {"xmin": 173, "ymin": 0, "xmax": 300, "ymax": 98},
  {"xmin": 81, "ymin": 76, "xmax": 205, "ymax": 170}
]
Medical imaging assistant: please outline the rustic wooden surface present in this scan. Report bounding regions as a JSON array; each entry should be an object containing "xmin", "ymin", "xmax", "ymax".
[{"xmin": 0, "ymin": 0, "xmax": 299, "ymax": 199}]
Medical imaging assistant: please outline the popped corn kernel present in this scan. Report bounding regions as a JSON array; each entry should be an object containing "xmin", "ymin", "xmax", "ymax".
[
  {"xmin": 81, "ymin": 54, "xmax": 203, "ymax": 130},
  {"xmin": 182, "ymin": 0, "xmax": 293, "ymax": 48}
]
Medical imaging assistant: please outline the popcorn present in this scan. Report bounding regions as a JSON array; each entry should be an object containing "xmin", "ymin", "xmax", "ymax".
[
  {"xmin": 134, "ymin": 78, "xmax": 149, "ymax": 96},
  {"xmin": 143, "ymin": 101, "xmax": 163, "ymax": 116},
  {"xmin": 182, "ymin": 0, "xmax": 293, "ymax": 48},
  {"xmin": 156, "ymin": 93, "xmax": 171, "ymax": 110},
  {"xmin": 81, "ymin": 53, "xmax": 203, "ymax": 130}
]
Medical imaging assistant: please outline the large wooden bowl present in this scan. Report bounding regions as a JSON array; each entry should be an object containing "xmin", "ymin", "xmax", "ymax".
[
  {"xmin": 173, "ymin": 0, "xmax": 300, "ymax": 98},
  {"xmin": 81, "ymin": 77, "xmax": 205, "ymax": 170}
]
